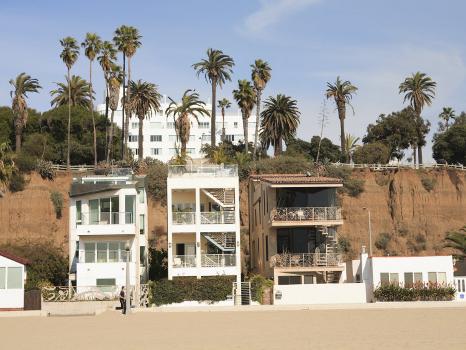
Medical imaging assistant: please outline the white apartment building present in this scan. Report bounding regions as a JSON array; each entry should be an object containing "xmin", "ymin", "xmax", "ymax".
[
  {"xmin": 97, "ymin": 95, "xmax": 257, "ymax": 162},
  {"xmin": 68, "ymin": 171, "xmax": 149, "ymax": 292},
  {"xmin": 167, "ymin": 164, "xmax": 241, "ymax": 282}
]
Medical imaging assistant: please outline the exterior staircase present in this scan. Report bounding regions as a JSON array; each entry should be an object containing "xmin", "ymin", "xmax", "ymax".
[
  {"xmin": 324, "ymin": 228, "xmax": 340, "ymax": 283},
  {"xmin": 203, "ymin": 233, "xmax": 235, "ymax": 252},
  {"xmin": 202, "ymin": 188, "xmax": 235, "ymax": 208}
]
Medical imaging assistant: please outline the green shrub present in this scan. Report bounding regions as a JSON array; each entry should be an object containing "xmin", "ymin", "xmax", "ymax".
[
  {"xmin": 146, "ymin": 159, "xmax": 168, "ymax": 206},
  {"xmin": 375, "ymin": 232, "xmax": 392, "ymax": 251},
  {"xmin": 8, "ymin": 171, "xmax": 26, "ymax": 192},
  {"xmin": 353, "ymin": 142, "xmax": 391, "ymax": 164},
  {"xmin": 37, "ymin": 159, "xmax": 55, "ymax": 180},
  {"xmin": 343, "ymin": 178, "xmax": 365, "ymax": 197},
  {"xmin": 16, "ymin": 152, "xmax": 37, "ymax": 174},
  {"xmin": 421, "ymin": 177, "xmax": 436, "ymax": 192},
  {"xmin": 252, "ymin": 155, "xmax": 315, "ymax": 176},
  {"xmin": 148, "ymin": 248, "xmax": 168, "ymax": 281},
  {"xmin": 149, "ymin": 276, "xmax": 235, "ymax": 306},
  {"xmin": 374, "ymin": 284, "xmax": 456, "ymax": 302},
  {"xmin": 249, "ymin": 275, "xmax": 273, "ymax": 304},
  {"xmin": 50, "ymin": 191, "xmax": 64, "ymax": 219},
  {"xmin": 338, "ymin": 236, "xmax": 352, "ymax": 254}
]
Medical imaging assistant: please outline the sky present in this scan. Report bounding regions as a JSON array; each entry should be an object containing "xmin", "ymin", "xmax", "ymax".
[{"xmin": 1, "ymin": 0, "xmax": 466, "ymax": 162}]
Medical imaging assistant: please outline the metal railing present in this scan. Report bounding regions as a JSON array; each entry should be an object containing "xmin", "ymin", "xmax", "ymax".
[
  {"xmin": 270, "ymin": 253, "xmax": 342, "ymax": 268},
  {"xmin": 271, "ymin": 207, "xmax": 342, "ymax": 223},
  {"xmin": 168, "ymin": 164, "xmax": 238, "ymax": 177},
  {"xmin": 172, "ymin": 212, "xmax": 196, "ymax": 225},
  {"xmin": 202, "ymin": 254, "xmax": 236, "ymax": 267},
  {"xmin": 172, "ymin": 255, "xmax": 196, "ymax": 268},
  {"xmin": 201, "ymin": 211, "xmax": 235, "ymax": 224},
  {"xmin": 78, "ymin": 212, "xmax": 134, "ymax": 226}
]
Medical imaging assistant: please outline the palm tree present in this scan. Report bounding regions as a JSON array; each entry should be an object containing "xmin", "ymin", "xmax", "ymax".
[
  {"xmin": 59, "ymin": 36, "xmax": 80, "ymax": 169},
  {"xmin": 217, "ymin": 98, "xmax": 231, "ymax": 142},
  {"xmin": 98, "ymin": 41, "xmax": 117, "ymax": 122},
  {"xmin": 165, "ymin": 90, "xmax": 210, "ymax": 157},
  {"xmin": 81, "ymin": 33, "xmax": 102, "ymax": 166},
  {"xmin": 106, "ymin": 66, "xmax": 123, "ymax": 163},
  {"xmin": 326, "ymin": 77, "xmax": 358, "ymax": 162},
  {"xmin": 9, "ymin": 73, "xmax": 41, "ymax": 152},
  {"xmin": 193, "ymin": 48, "xmax": 234, "ymax": 147},
  {"xmin": 251, "ymin": 59, "xmax": 272, "ymax": 160},
  {"xmin": 439, "ymin": 107, "xmax": 455, "ymax": 130},
  {"xmin": 259, "ymin": 94, "xmax": 300, "ymax": 156},
  {"xmin": 114, "ymin": 25, "xmax": 142, "ymax": 159},
  {"xmin": 233, "ymin": 80, "xmax": 256, "ymax": 153},
  {"xmin": 128, "ymin": 80, "xmax": 161, "ymax": 161},
  {"xmin": 445, "ymin": 226, "xmax": 466, "ymax": 258},
  {"xmin": 50, "ymin": 75, "xmax": 92, "ymax": 108},
  {"xmin": 344, "ymin": 134, "xmax": 360, "ymax": 163},
  {"xmin": 399, "ymin": 72, "xmax": 436, "ymax": 165}
]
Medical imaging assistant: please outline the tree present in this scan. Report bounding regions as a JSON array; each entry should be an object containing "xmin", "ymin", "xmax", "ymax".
[
  {"xmin": 285, "ymin": 137, "xmax": 341, "ymax": 162},
  {"xmin": 233, "ymin": 80, "xmax": 256, "ymax": 153},
  {"xmin": 193, "ymin": 48, "xmax": 234, "ymax": 147},
  {"xmin": 352, "ymin": 142, "xmax": 390, "ymax": 164},
  {"xmin": 9, "ymin": 73, "xmax": 41, "ymax": 153},
  {"xmin": 81, "ymin": 33, "xmax": 102, "ymax": 166},
  {"xmin": 114, "ymin": 25, "xmax": 142, "ymax": 159},
  {"xmin": 59, "ymin": 36, "xmax": 80, "ymax": 170},
  {"xmin": 345, "ymin": 134, "xmax": 360, "ymax": 163},
  {"xmin": 165, "ymin": 90, "xmax": 210, "ymax": 157},
  {"xmin": 445, "ymin": 226, "xmax": 466, "ymax": 258},
  {"xmin": 433, "ymin": 112, "xmax": 466, "ymax": 164},
  {"xmin": 0, "ymin": 142, "xmax": 17, "ymax": 192},
  {"xmin": 128, "ymin": 80, "xmax": 161, "ymax": 161},
  {"xmin": 50, "ymin": 75, "xmax": 92, "ymax": 108},
  {"xmin": 98, "ymin": 41, "xmax": 117, "ymax": 123},
  {"xmin": 399, "ymin": 72, "xmax": 436, "ymax": 165},
  {"xmin": 326, "ymin": 76, "xmax": 358, "ymax": 162},
  {"xmin": 439, "ymin": 107, "xmax": 455, "ymax": 130},
  {"xmin": 217, "ymin": 98, "xmax": 231, "ymax": 142},
  {"xmin": 260, "ymin": 94, "xmax": 300, "ymax": 156},
  {"xmin": 251, "ymin": 59, "xmax": 272, "ymax": 160},
  {"xmin": 106, "ymin": 66, "xmax": 123, "ymax": 162}
]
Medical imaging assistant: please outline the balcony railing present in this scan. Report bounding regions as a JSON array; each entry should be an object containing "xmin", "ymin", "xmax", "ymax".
[
  {"xmin": 78, "ymin": 212, "xmax": 134, "ymax": 226},
  {"xmin": 172, "ymin": 212, "xmax": 196, "ymax": 225},
  {"xmin": 270, "ymin": 253, "xmax": 342, "ymax": 268},
  {"xmin": 271, "ymin": 207, "xmax": 342, "ymax": 223},
  {"xmin": 172, "ymin": 254, "xmax": 236, "ymax": 268},
  {"xmin": 168, "ymin": 164, "xmax": 238, "ymax": 177},
  {"xmin": 200, "ymin": 211, "xmax": 235, "ymax": 224},
  {"xmin": 172, "ymin": 255, "xmax": 196, "ymax": 268}
]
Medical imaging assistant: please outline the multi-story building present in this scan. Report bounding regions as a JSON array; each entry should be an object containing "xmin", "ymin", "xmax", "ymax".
[
  {"xmin": 167, "ymin": 164, "xmax": 241, "ymax": 282},
  {"xmin": 68, "ymin": 171, "xmax": 149, "ymax": 292},
  {"xmin": 96, "ymin": 95, "xmax": 256, "ymax": 162},
  {"xmin": 248, "ymin": 174, "xmax": 345, "ymax": 285}
]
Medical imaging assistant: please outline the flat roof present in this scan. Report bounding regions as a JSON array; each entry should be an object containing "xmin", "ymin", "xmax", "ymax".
[{"xmin": 250, "ymin": 174, "xmax": 342, "ymax": 185}]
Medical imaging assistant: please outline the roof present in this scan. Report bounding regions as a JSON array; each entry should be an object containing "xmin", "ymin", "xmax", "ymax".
[
  {"xmin": 249, "ymin": 174, "xmax": 342, "ymax": 185},
  {"xmin": 70, "ymin": 183, "xmax": 126, "ymax": 197},
  {"xmin": 0, "ymin": 250, "xmax": 30, "ymax": 265}
]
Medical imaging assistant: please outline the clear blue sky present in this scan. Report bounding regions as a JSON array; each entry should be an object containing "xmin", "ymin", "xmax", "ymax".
[{"xmin": 1, "ymin": 0, "xmax": 466, "ymax": 161}]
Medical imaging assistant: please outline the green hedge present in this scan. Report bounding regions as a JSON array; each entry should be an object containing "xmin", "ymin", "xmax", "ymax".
[
  {"xmin": 149, "ymin": 276, "xmax": 234, "ymax": 306},
  {"xmin": 374, "ymin": 284, "xmax": 456, "ymax": 302},
  {"xmin": 249, "ymin": 274, "xmax": 273, "ymax": 304}
]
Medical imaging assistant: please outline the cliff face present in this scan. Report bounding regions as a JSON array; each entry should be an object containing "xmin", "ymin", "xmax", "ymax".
[{"xmin": 0, "ymin": 169, "xmax": 464, "ymax": 258}]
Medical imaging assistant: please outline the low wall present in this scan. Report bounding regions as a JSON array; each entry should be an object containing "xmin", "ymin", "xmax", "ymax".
[
  {"xmin": 273, "ymin": 283, "xmax": 367, "ymax": 305},
  {"xmin": 42, "ymin": 300, "xmax": 119, "ymax": 315}
]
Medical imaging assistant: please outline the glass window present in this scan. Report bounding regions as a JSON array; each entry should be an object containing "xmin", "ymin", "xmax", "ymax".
[
  {"xmin": 167, "ymin": 122, "xmax": 175, "ymax": 129},
  {"xmin": 414, "ymin": 272, "xmax": 423, "ymax": 284},
  {"xmin": 89, "ymin": 199, "xmax": 99, "ymax": 224},
  {"xmin": 437, "ymin": 272, "xmax": 447, "ymax": 285},
  {"xmin": 140, "ymin": 246, "xmax": 146, "ymax": 265},
  {"xmin": 125, "ymin": 195, "xmax": 135, "ymax": 224},
  {"xmin": 76, "ymin": 200, "xmax": 82, "ymax": 225},
  {"xmin": 7, "ymin": 267, "xmax": 22, "ymax": 289},
  {"xmin": 128, "ymin": 135, "xmax": 138, "ymax": 142},
  {"xmin": 277, "ymin": 276, "xmax": 301, "ymax": 285},
  {"xmin": 132, "ymin": 148, "xmax": 139, "ymax": 156},
  {"xmin": 428, "ymin": 272, "xmax": 437, "ymax": 284},
  {"xmin": 97, "ymin": 242, "xmax": 108, "ymax": 263},
  {"xmin": 96, "ymin": 278, "xmax": 116, "ymax": 293},
  {"xmin": 150, "ymin": 148, "xmax": 161, "ymax": 155},
  {"xmin": 304, "ymin": 275, "xmax": 314, "ymax": 284},
  {"xmin": 265, "ymin": 235, "xmax": 269, "ymax": 261},
  {"xmin": 108, "ymin": 242, "xmax": 119, "ymax": 262},
  {"xmin": 380, "ymin": 273, "xmax": 390, "ymax": 286},
  {"xmin": 120, "ymin": 242, "xmax": 130, "ymax": 262},
  {"xmin": 201, "ymin": 134, "xmax": 210, "ymax": 142},
  {"xmin": 404, "ymin": 273, "xmax": 414, "ymax": 288},
  {"xmin": 85, "ymin": 242, "xmax": 96, "ymax": 263},
  {"xmin": 389, "ymin": 273, "xmax": 399, "ymax": 285},
  {"xmin": 138, "ymin": 190, "xmax": 145, "ymax": 204},
  {"xmin": 150, "ymin": 135, "xmax": 162, "ymax": 142},
  {"xmin": 100, "ymin": 198, "xmax": 111, "ymax": 224},
  {"xmin": 111, "ymin": 197, "xmax": 119, "ymax": 224},
  {"xmin": 234, "ymin": 122, "xmax": 238, "ymax": 128},
  {"xmin": 139, "ymin": 214, "xmax": 145, "ymax": 234},
  {"xmin": 0, "ymin": 267, "xmax": 5, "ymax": 289},
  {"xmin": 199, "ymin": 122, "xmax": 209, "ymax": 129},
  {"xmin": 131, "ymin": 122, "xmax": 138, "ymax": 129}
]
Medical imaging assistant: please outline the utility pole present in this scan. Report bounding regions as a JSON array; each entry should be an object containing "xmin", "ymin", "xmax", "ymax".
[{"xmin": 125, "ymin": 241, "xmax": 131, "ymax": 315}]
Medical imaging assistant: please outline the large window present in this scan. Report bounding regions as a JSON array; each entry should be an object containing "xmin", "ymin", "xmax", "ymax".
[
  {"xmin": 128, "ymin": 135, "xmax": 138, "ymax": 142},
  {"xmin": 428, "ymin": 272, "xmax": 447, "ymax": 285},
  {"xmin": 140, "ymin": 246, "xmax": 146, "ymax": 265},
  {"xmin": 150, "ymin": 148, "xmax": 161, "ymax": 155},
  {"xmin": 139, "ymin": 214, "xmax": 145, "ymax": 235},
  {"xmin": 7, "ymin": 267, "xmax": 22, "ymax": 289},
  {"xmin": 89, "ymin": 197, "xmax": 120, "ymax": 224},
  {"xmin": 83, "ymin": 241, "xmax": 130, "ymax": 263},
  {"xmin": 150, "ymin": 135, "xmax": 162, "ymax": 142},
  {"xmin": 278, "ymin": 276, "xmax": 301, "ymax": 285},
  {"xmin": 125, "ymin": 195, "xmax": 135, "ymax": 224},
  {"xmin": 76, "ymin": 200, "xmax": 82, "ymax": 225},
  {"xmin": 96, "ymin": 278, "xmax": 116, "ymax": 292},
  {"xmin": 404, "ymin": 272, "xmax": 423, "ymax": 288},
  {"xmin": 199, "ymin": 122, "xmax": 209, "ymax": 129},
  {"xmin": 380, "ymin": 273, "xmax": 399, "ymax": 286}
]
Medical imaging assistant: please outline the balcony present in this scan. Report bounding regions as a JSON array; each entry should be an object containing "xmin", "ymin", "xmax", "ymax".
[
  {"xmin": 172, "ymin": 212, "xmax": 195, "ymax": 225},
  {"xmin": 168, "ymin": 164, "xmax": 238, "ymax": 177},
  {"xmin": 270, "ymin": 253, "xmax": 343, "ymax": 269},
  {"xmin": 270, "ymin": 207, "xmax": 343, "ymax": 226},
  {"xmin": 200, "ymin": 211, "xmax": 235, "ymax": 225},
  {"xmin": 76, "ymin": 212, "xmax": 136, "ymax": 235},
  {"xmin": 172, "ymin": 254, "xmax": 236, "ymax": 268}
]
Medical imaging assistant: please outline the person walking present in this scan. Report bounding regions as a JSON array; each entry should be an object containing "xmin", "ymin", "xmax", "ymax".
[{"xmin": 119, "ymin": 286, "xmax": 126, "ymax": 314}]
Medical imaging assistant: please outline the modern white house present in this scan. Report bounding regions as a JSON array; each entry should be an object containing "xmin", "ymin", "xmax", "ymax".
[
  {"xmin": 0, "ymin": 251, "xmax": 28, "ymax": 310},
  {"xmin": 167, "ymin": 163, "xmax": 241, "ymax": 282},
  {"xmin": 68, "ymin": 171, "xmax": 149, "ymax": 293},
  {"xmin": 97, "ymin": 95, "xmax": 257, "ymax": 162}
]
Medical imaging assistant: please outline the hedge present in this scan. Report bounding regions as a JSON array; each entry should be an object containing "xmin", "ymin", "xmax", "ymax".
[
  {"xmin": 149, "ymin": 276, "xmax": 234, "ymax": 306},
  {"xmin": 249, "ymin": 274, "xmax": 273, "ymax": 304},
  {"xmin": 374, "ymin": 284, "xmax": 456, "ymax": 302}
]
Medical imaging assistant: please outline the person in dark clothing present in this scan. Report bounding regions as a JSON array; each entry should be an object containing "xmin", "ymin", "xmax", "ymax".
[{"xmin": 119, "ymin": 287, "xmax": 126, "ymax": 314}]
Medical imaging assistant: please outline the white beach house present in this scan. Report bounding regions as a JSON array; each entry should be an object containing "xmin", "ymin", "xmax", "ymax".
[{"xmin": 0, "ymin": 251, "xmax": 28, "ymax": 310}]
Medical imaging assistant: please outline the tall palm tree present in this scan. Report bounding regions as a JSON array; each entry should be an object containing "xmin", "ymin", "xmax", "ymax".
[
  {"xmin": 81, "ymin": 33, "xmax": 102, "ymax": 166},
  {"xmin": 59, "ymin": 36, "xmax": 80, "ymax": 169},
  {"xmin": 326, "ymin": 77, "xmax": 358, "ymax": 162},
  {"xmin": 399, "ymin": 72, "xmax": 436, "ymax": 165},
  {"xmin": 98, "ymin": 41, "xmax": 117, "ymax": 122},
  {"xmin": 344, "ymin": 134, "xmax": 360, "ymax": 163},
  {"xmin": 217, "ymin": 98, "xmax": 231, "ymax": 142},
  {"xmin": 114, "ymin": 25, "xmax": 142, "ymax": 159},
  {"xmin": 439, "ymin": 107, "xmax": 455, "ymax": 130},
  {"xmin": 128, "ymin": 80, "xmax": 161, "ymax": 161},
  {"xmin": 232, "ymin": 80, "xmax": 256, "ymax": 153},
  {"xmin": 50, "ymin": 75, "xmax": 92, "ymax": 108},
  {"xmin": 251, "ymin": 59, "xmax": 272, "ymax": 160},
  {"xmin": 259, "ymin": 94, "xmax": 300, "ymax": 156},
  {"xmin": 165, "ymin": 90, "xmax": 210, "ymax": 157},
  {"xmin": 9, "ymin": 73, "xmax": 41, "ymax": 152},
  {"xmin": 107, "ymin": 66, "xmax": 123, "ymax": 163},
  {"xmin": 193, "ymin": 48, "xmax": 234, "ymax": 147},
  {"xmin": 445, "ymin": 226, "xmax": 466, "ymax": 258}
]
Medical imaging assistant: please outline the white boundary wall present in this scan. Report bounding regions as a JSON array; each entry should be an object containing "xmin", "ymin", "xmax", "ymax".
[{"xmin": 273, "ymin": 283, "xmax": 367, "ymax": 305}]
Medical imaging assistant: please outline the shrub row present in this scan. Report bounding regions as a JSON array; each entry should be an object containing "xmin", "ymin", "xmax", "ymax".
[
  {"xmin": 249, "ymin": 274, "xmax": 273, "ymax": 304},
  {"xmin": 149, "ymin": 276, "xmax": 235, "ymax": 306},
  {"xmin": 374, "ymin": 283, "xmax": 456, "ymax": 302}
]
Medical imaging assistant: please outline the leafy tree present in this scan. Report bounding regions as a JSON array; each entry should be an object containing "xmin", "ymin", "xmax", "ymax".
[
  {"xmin": 146, "ymin": 159, "xmax": 168, "ymax": 206},
  {"xmin": 165, "ymin": 90, "xmax": 209, "ymax": 157},
  {"xmin": 445, "ymin": 226, "xmax": 466, "ymax": 258},
  {"xmin": 193, "ymin": 48, "xmax": 234, "ymax": 147},
  {"xmin": 128, "ymin": 80, "xmax": 162, "ymax": 161},
  {"xmin": 438, "ymin": 107, "xmax": 455, "ymax": 131},
  {"xmin": 9, "ymin": 73, "xmax": 42, "ymax": 153},
  {"xmin": 217, "ymin": 98, "xmax": 231, "ymax": 142},
  {"xmin": 352, "ymin": 142, "xmax": 390, "ymax": 164},
  {"xmin": 0, "ymin": 142, "xmax": 17, "ymax": 192},
  {"xmin": 233, "ymin": 80, "xmax": 256, "ymax": 153},
  {"xmin": 432, "ymin": 113, "xmax": 466, "ymax": 164},
  {"xmin": 0, "ymin": 107, "xmax": 14, "ymax": 144},
  {"xmin": 399, "ymin": 72, "xmax": 436, "ymax": 165},
  {"xmin": 285, "ymin": 136, "xmax": 341, "ymax": 162},
  {"xmin": 260, "ymin": 94, "xmax": 300, "ymax": 156},
  {"xmin": 326, "ymin": 76, "xmax": 358, "ymax": 162},
  {"xmin": 251, "ymin": 59, "xmax": 272, "ymax": 160},
  {"xmin": 50, "ymin": 75, "xmax": 92, "ymax": 108}
]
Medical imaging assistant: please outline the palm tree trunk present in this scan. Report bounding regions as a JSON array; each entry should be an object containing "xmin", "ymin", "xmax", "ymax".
[
  {"xmin": 89, "ymin": 60, "xmax": 97, "ymax": 166},
  {"xmin": 211, "ymin": 80, "xmax": 217, "ymax": 147},
  {"xmin": 413, "ymin": 146, "xmax": 417, "ymax": 167},
  {"xmin": 125, "ymin": 56, "xmax": 132, "ymax": 160},
  {"xmin": 138, "ymin": 116, "xmax": 143, "ymax": 161},
  {"xmin": 15, "ymin": 129, "xmax": 22, "ymax": 153},
  {"xmin": 274, "ymin": 137, "xmax": 282, "ymax": 156},
  {"xmin": 67, "ymin": 67, "xmax": 71, "ymax": 170},
  {"xmin": 121, "ymin": 54, "xmax": 126, "ymax": 160},
  {"xmin": 107, "ymin": 109, "xmax": 115, "ymax": 163},
  {"xmin": 221, "ymin": 109, "xmax": 225, "ymax": 142},
  {"xmin": 243, "ymin": 112, "xmax": 249, "ymax": 153},
  {"xmin": 418, "ymin": 146, "xmax": 423, "ymax": 165},
  {"xmin": 253, "ymin": 91, "xmax": 261, "ymax": 161}
]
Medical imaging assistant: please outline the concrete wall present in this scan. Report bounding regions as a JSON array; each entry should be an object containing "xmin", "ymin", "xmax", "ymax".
[
  {"xmin": 76, "ymin": 262, "xmax": 136, "ymax": 288},
  {"xmin": 42, "ymin": 300, "xmax": 118, "ymax": 315},
  {"xmin": 273, "ymin": 283, "xmax": 367, "ymax": 305},
  {"xmin": 0, "ymin": 256, "xmax": 25, "ymax": 309}
]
